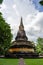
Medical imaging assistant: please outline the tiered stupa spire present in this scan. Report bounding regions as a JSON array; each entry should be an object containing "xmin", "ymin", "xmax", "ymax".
[
  {"xmin": 15, "ymin": 17, "xmax": 28, "ymax": 41},
  {"xmin": 19, "ymin": 17, "xmax": 24, "ymax": 31}
]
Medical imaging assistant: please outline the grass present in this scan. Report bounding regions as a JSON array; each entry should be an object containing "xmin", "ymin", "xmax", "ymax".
[
  {"xmin": 24, "ymin": 59, "xmax": 43, "ymax": 65},
  {"xmin": 0, "ymin": 58, "xmax": 43, "ymax": 65},
  {"xmin": 0, "ymin": 58, "xmax": 18, "ymax": 65}
]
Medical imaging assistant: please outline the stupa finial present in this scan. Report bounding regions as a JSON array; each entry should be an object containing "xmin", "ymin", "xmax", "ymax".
[{"xmin": 20, "ymin": 17, "xmax": 23, "ymax": 26}]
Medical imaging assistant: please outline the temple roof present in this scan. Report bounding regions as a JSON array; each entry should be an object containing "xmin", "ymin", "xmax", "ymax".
[{"xmin": 15, "ymin": 17, "xmax": 28, "ymax": 41}]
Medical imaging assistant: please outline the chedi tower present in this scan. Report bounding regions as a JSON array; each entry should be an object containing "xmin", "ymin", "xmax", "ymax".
[{"xmin": 6, "ymin": 17, "xmax": 38, "ymax": 58}]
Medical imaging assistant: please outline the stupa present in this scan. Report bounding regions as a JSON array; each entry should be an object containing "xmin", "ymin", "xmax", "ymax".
[{"xmin": 6, "ymin": 18, "xmax": 38, "ymax": 58}]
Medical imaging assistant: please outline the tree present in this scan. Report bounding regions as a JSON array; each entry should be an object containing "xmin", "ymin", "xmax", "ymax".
[
  {"xmin": 0, "ymin": 12, "xmax": 13, "ymax": 55},
  {"xmin": 0, "ymin": 0, "xmax": 3, "ymax": 4},
  {"xmin": 36, "ymin": 37, "xmax": 43, "ymax": 53},
  {"xmin": 39, "ymin": 0, "xmax": 43, "ymax": 5},
  {"xmin": 36, "ymin": 43, "xmax": 41, "ymax": 53},
  {"xmin": 37, "ymin": 37, "xmax": 43, "ymax": 50}
]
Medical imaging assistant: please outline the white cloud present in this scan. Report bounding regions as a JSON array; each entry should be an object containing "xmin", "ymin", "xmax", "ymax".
[
  {"xmin": 7, "ymin": 17, "xmax": 17, "ymax": 28},
  {"xmin": 13, "ymin": 4, "xmax": 19, "ymax": 16},
  {"xmin": 13, "ymin": 4, "xmax": 16, "ymax": 9},
  {"xmin": 25, "ymin": 12, "xmax": 43, "ymax": 29},
  {"xmin": 6, "ymin": 16, "xmax": 19, "ymax": 34},
  {"xmin": 0, "ymin": 3, "xmax": 6, "ymax": 11},
  {"xmin": 25, "ymin": 12, "xmax": 43, "ymax": 42}
]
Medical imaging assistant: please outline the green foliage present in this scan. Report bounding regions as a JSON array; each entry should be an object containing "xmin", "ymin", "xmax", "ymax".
[
  {"xmin": 36, "ymin": 37, "xmax": 43, "ymax": 53},
  {"xmin": 36, "ymin": 44, "xmax": 41, "ymax": 53},
  {"xmin": 0, "ymin": 12, "xmax": 13, "ymax": 55},
  {"xmin": 39, "ymin": 0, "xmax": 43, "ymax": 5},
  {"xmin": 37, "ymin": 37, "xmax": 43, "ymax": 50},
  {"xmin": 0, "ymin": 0, "xmax": 3, "ymax": 4}
]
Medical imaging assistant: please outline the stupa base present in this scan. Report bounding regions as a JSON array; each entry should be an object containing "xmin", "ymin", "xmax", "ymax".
[{"xmin": 5, "ymin": 52, "xmax": 39, "ymax": 58}]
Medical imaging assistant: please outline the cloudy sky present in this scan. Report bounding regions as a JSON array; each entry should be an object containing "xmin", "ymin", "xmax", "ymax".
[{"xmin": 0, "ymin": 0, "xmax": 43, "ymax": 42}]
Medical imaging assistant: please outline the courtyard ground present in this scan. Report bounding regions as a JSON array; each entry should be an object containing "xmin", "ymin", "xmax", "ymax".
[
  {"xmin": 0, "ymin": 58, "xmax": 43, "ymax": 65},
  {"xmin": 24, "ymin": 59, "xmax": 43, "ymax": 65}
]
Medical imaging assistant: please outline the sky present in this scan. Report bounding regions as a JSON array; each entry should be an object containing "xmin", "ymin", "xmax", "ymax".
[{"xmin": 0, "ymin": 0, "xmax": 43, "ymax": 42}]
